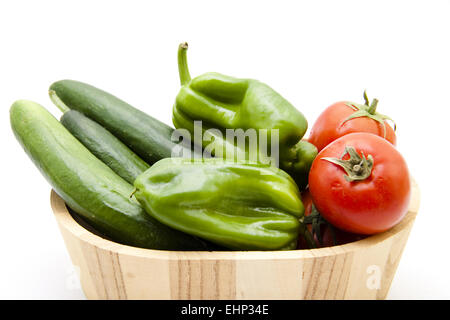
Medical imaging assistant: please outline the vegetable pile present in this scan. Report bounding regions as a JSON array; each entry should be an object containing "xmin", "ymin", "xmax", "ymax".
[{"xmin": 10, "ymin": 42, "xmax": 411, "ymax": 251}]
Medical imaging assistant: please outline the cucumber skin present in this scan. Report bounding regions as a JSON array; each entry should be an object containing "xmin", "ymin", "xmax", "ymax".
[
  {"xmin": 10, "ymin": 100, "xmax": 209, "ymax": 251},
  {"xmin": 50, "ymin": 80, "xmax": 197, "ymax": 165},
  {"xmin": 61, "ymin": 110, "xmax": 150, "ymax": 184}
]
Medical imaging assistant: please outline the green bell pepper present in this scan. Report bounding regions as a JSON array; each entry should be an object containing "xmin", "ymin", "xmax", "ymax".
[
  {"xmin": 173, "ymin": 43, "xmax": 317, "ymax": 190},
  {"xmin": 280, "ymin": 139, "xmax": 318, "ymax": 190},
  {"xmin": 133, "ymin": 158, "xmax": 305, "ymax": 251}
]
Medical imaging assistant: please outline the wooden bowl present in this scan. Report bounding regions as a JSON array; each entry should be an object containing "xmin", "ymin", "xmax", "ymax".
[{"xmin": 50, "ymin": 180, "xmax": 420, "ymax": 300}]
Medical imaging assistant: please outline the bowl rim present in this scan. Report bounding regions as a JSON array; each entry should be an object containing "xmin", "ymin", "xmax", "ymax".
[{"xmin": 50, "ymin": 178, "xmax": 420, "ymax": 261}]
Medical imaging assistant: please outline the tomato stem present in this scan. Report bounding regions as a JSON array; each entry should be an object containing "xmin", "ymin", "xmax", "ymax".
[
  {"xmin": 342, "ymin": 91, "xmax": 396, "ymax": 137},
  {"xmin": 367, "ymin": 98, "xmax": 379, "ymax": 114},
  {"xmin": 298, "ymin": 221, "xmax": 317, "ymax": 249},
  {"xmin": 322, "ymin": 146, "xmax": 374, "ymax": 182}
]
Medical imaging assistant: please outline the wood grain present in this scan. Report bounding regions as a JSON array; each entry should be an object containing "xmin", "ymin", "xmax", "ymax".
[{"xmin": 51, "ymin": 179, "xmax": 420, "ymax": 300}]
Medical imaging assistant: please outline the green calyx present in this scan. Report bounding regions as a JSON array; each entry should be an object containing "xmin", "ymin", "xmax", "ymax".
[
  {"xmin": 322, "ymin": 145, "xmax": 374, "ymax": 182},
  {"xmin": 342, "ymin": 90, "xmax": 396, "ymax": 138},
  {"xmin": 303, "ymin": 204, "xmax": 336, "ymax": 248}
]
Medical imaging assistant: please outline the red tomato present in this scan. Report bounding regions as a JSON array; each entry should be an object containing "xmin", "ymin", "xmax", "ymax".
[
  {"xmin": 298, "ymin": 189, "xmax": 365, "ymax": 249},
  {"xmin": 308, "ymin": 132, "xmax": 410, "ymax": 235},
  {"xmin": 308, "ymin": 92, "xmax": 396, "ymax": 151}
]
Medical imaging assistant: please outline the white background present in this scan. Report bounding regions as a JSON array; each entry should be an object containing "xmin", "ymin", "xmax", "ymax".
[{"xmin": 1, "ymin": 0, "xmax": 449, "ymax": 299}]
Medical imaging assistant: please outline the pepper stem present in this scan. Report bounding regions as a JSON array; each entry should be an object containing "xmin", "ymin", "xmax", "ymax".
[
  {"xmin": 178, "ymin": 42, "xmax": 191, "ymax": 86},
  {"xmin": 322, "ymin": 146, "xmax": 374, "ymax": 182},
  {"xmin": 48, "ymin": 90, "xmax": 70, "ymax": 113}
]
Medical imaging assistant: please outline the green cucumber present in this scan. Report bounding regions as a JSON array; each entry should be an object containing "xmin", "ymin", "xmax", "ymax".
[
  {"xmin": 10, "ymin": 99, "xmax": 209, "ymax": 250},
  {"xmin": 61, "ymin": 109, "xmax": 150, "ymax": 184},
  {"xmin": 54, "ymin": 93, "xmax": 150, "ymax": 184},
  {"xmin": 49, "ymin": 80, "xmax": 201, "ymax": 165}
]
